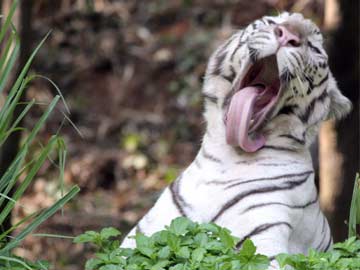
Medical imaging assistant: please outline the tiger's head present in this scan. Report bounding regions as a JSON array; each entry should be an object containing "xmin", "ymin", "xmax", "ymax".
[{"xmin": 203, "ymin": 12, "xmax": 351, "ymax": 153}]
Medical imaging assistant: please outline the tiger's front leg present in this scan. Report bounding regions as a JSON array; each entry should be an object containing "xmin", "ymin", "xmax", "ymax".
[
  {"xmin": 121, "ymin": 187, "xmax": 183, "ymax": 248},
  {"xmin": 215, "ymin": 205, "xmax": 294, "ymax": 270}
]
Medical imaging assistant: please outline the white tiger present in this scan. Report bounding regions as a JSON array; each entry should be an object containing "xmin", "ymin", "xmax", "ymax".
[{"xmin": 121, "ymin": 12, "xmax": 352, "ymax": 269}]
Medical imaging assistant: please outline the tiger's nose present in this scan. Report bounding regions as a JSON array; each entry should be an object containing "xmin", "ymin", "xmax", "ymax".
[{"xmin": 274, "ymin": 25, "xmax": 301, "ymax": 47}]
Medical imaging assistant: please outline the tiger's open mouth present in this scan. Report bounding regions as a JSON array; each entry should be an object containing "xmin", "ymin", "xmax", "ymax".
[{"xmin": 225, "ymin": 55, "xmax": 281, "ymax": 152}]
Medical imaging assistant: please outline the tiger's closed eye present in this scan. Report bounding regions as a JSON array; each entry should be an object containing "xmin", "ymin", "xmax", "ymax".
[{"xmin": 307, "ymin": 41, "xmax": 322, "ymax": 55}]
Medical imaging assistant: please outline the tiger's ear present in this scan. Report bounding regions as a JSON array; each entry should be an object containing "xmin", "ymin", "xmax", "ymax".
[{"xmin": 326, "ymin": 73, "xmax": 352, "ymax": 121}]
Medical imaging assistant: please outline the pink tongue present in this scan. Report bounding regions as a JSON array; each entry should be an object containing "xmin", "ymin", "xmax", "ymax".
[{"xmin": 226, "ymin": 86, "xmax": 266, "ymax": 152}]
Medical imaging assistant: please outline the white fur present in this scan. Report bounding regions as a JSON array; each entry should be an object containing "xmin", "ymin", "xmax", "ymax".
[{"xmin": 121, "ymin": 12, "xmax": 351, "ymax": 270}]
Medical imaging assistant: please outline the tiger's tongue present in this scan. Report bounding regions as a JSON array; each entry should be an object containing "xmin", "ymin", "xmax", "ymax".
[{"xmin": 226, "ymin": 86, "xmax": 266, "ymax": 152}]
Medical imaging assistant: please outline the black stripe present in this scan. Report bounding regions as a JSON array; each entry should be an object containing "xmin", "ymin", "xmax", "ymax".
[
  {"xmin": 217, "ymin": 34, "xmax": 237, "ymax": 56},
  {"xmin": 300, "ymin": 100, "xmax": 316, "ymax": 122},
  {"xmin": 266, "ymin": 18, "xmax": 276, "ymax": 25},
  {"xmin": 207, "ymin": 162, "xmax": 306, "ymax": 185},
  {"xmin": 236, "ymin": 222, "xmax": 292, "ymax": 248},
  {"xmin": 315, "ymin": 232, "xmax": 326, "ymax": 250},
  {"xmin": 268, "ymin": 256, "xmax": 276, "ymax": 261},
  {"xmin": 280, "ymin": 68, "xmax": 296, "ymax": 83},
  {"xmin": 319, "ymin": 61, "xmax": 327, "ymax": 68},
  {"xmin": 212, "ymin": 176, "xmax": 311, "ymax": 222},
  {"xmin": 313, "ymin": 72, "xmax": 329, "ymax": 88},
  {"xmin": 259, "ymin": 18, "xmax": 267, "ymax": 25},
  {"xmin": 170, "ymin": 175, "xmax": 189, "ymax": 216},
  {"xmin": 300, "ymin": 91, "xmax": 328, "ymax": 122},
  {"xmin": 256, "ymin": 162, "xmax": 295, "ymax": 167},
  {"xmin": 321, "ymin": 215, "xmax": 326, "ymax": 233},
  {"xmin": 222, "ymin": 88, "xmax": 235, "ymax": 109},
  {"xmin": 307, "ymin": 41, "xmax": 322, "ymax": 55},
  {"xmin": 261, "ymin": 145, "xmax": 298, "ymax": 152},
  {"xmin": 202, "ymin": 92, "xmax": 218, "ymax": 104},
  {"xmin": 136, "ymin": 224, "xmax": 144, "ymax": 234},
  {"xmin": 290, "ymin": 51, "xmax": 301, "ymax": 67},
  {"xmin": 248, "ymin": 47, "xmax": 259, "ymax": 63},
  {"xmin": 235, "ymin": 157, "xmax": 306, "ymax": 166},
  {"xmin": 212, "ymin": 51, "xmax": 227, "ymax": 76},
  {"xmin": 295, "ymin": 51, "xmax": 304, "ymax": 66},
  {"xmin": 225, "ymin": 171, "xmax": 313, "ymax": 190},
  {"xmin": 235, "ymin": 157, "xmax": 270, "ymax": 165},
  {"xmin": 202, "ymin": 147, "xmax": 221, "ymax": 163},
  {"xmin": 222, "ymin": 65, "xmax": 236, "ymax": 82},
  {"xmin": 230, "ymin": 33, "xmax": 245, "ymax": 62},
  {"xmin": 287, "ymin": 56, "xmax": 297, "ymax": 71},
  {"xmin": 278, "ymin": 134, "xmax": 305, "ymax": 145},
  {"xmin": 324, "ymin": 235, "xmax": 333, "ymax": 251},
  {"xmin": 316, "ymin": 217, "xmax": 328, "ymax": 250},
  {"xmin": 194, "ymin": 159, "xmax": 201, "ymax": 168},
  {"xmin": 240, "ymin": 195, "xmax": 318, "ymax": 214},
  {"xmin": 299, "ymin": 53, "xmax": 306, "ymax": 66},
  {"xmin": 278, "ymin": 105, "xmax": 297, "ymax": 115}
]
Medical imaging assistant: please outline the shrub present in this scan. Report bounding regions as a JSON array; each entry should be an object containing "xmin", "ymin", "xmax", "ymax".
[
  {"xmin": 76, "ymin": 174, "xmax": 360, "ymax": 270},
  {"xmin": 0, "ymin": 1, "xmax": 79, "ymax": 268},
  {"xmin": 75, "ymin": 217, "xmax": 269, "ymax": 270},
  {"xmin": 75, "ymin": 216, "xmax": 360, "ymax": 270}
]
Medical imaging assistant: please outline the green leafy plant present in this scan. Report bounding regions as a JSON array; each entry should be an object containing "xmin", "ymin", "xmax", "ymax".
[
  {"xmin": 74, "ymin": 217, "xmax": 269, "ymax": 270},
  {"xmin": 0, "ymin": 0, "xmax": 79, "ymax": 269},
  {"xmin": 77, "ymin": 174, "xmax": 360, "ymax": 270},
  {"xmin": 276, "ymin": 237, "xmax": 360, "ymax": 270}
]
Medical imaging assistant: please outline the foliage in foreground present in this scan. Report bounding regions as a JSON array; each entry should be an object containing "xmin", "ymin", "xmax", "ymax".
[
  {"xmin": 0, "ymin": 1, "xmax": 79, "ymax": 269},
  {"xmin": 75, "ymin": 217, "xmax": 360, "ymax": 270},
  {"xmin": 75, "ymin": 217, "xmax": 269, "ymax": 270},
  {"xmin": 76, "ymin": 174, "xmax": 360, "ymax": 270}
]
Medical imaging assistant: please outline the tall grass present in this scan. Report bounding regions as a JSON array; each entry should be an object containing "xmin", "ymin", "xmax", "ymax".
[
  {"xmin": 0, "ymin": 1, "xmax": 79, "ymax": 269},
  {"xmin": 349, "ymin": 173, "xmax": 360, "ymax": 238}
]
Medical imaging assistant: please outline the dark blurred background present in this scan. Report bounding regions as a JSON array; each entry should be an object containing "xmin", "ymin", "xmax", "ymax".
[{"xmin": 0, "ymin": 0, "xmax": 357, "ymax": 269}]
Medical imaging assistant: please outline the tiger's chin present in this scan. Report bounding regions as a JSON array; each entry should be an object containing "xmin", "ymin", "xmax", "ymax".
[{"xmin": 225, "ymin": 55, "xmax": 283, "ymax": 152}]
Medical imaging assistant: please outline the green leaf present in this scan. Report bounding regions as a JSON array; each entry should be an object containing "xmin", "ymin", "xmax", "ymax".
[
  {"xmin": 158, "ymin": 246, "xmax": 171, "ymax": 259},
  {"xmin": 85, "ymin": 258, "xmax": 103, "ymax": 270},
  {"xmin": 169, "ymin": 217, "xmax": 191, "ymax": 236},
  {"xmin": 240, "ymin": 254, "xmax": 269, "ymax": 270},
  {"xmin": 150, "ymin": 260, "xmax": 170, "ymax": 270},
  {"xmin": 167, "ymin": 233, "xmax": 181, "ymax": 252},
  {"xmin": 239, "ymin": 239, "xmax": 257, "ymax": 258},
  {"xmin": 100, "ymin": 228, "xmax": 121, "ymax": 240},
  {"xmin": 177, "ymin": 246, "xmax": 190, "ymax": 259},
  {"xmin": 100, "ymin": 265, "xmax": 124, "ymax": 270},
  {"xmin": 135, "ymin": 233, "xmax": 154, "ymax": 258},
  {"xmin": 219, "ymin": 228, "xmax": 235, "ymax": 249},
  {"xmin": 191, "ymin": 247, "xmax": 206, "ymax": 262},
  {"xmin": 74, "ymin": 231, "xmax": 100, "ymax": 244}
]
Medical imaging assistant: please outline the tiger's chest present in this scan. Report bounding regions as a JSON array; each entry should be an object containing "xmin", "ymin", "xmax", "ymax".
[{"xmin": 177, "ymin": 152, "xmax": 315, "ymax": 224}]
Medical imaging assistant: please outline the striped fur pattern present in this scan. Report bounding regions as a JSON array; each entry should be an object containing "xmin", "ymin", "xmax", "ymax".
[{"xmin": 121, "ymin": 13, "xmax": 351, "ymax": 269}]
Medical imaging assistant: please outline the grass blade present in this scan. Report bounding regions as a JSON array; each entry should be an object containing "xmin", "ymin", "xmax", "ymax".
[
  {"xmin": 0, "ymin": 99, "xmax": 34, "ymax": 145},
  {"xmin": 349, "ymin": 173, "xmax": 360, "ymax": 238},
  {"xmin": 0, "ymin": 136, "xmax": 58, "ymax": 224},
  {"xmin": 0, "ymin": 148, "xmax": 27, "ymax": 195},
  {"xmin": 0, "ymin": 185, "xmax": 80, "ymax": 253},
  {"xmin": 0, "ymin": 31, "xmax": 20, "ymax": 94},
  {"xmin": 0, "ymin": 255, "xmax": 32, "ymax": 270},
  {"xmin": 0, "ymin": 0, "xmax": 18, "ymax": 43}
]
